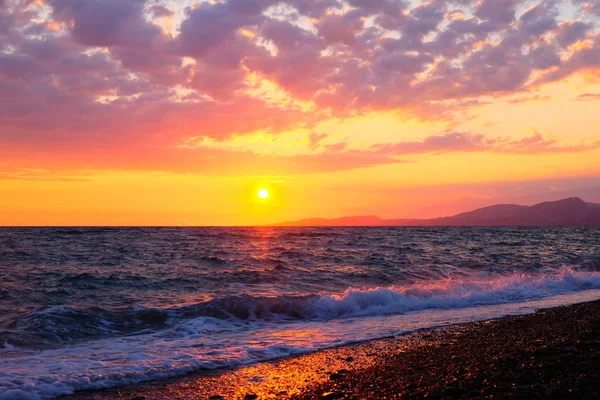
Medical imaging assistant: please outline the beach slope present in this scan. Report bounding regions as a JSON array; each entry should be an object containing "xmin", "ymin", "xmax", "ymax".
[{"xmin": 63, "ymin": 298, "xmax": 600, "ymax": 400}]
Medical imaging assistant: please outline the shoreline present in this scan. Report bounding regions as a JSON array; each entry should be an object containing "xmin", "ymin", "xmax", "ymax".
[
  {"xmin": 61, "ymin": 298, "xmax": 600, "ymax": 400},
  {"xmin": 62, "ymin": 324, "xmax": 437, "ymax": 400}
]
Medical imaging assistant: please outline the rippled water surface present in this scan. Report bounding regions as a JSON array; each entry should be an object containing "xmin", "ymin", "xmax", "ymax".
[{"xmin": 1, "ymin": 227, "xmax": 600, "ymax": 399}]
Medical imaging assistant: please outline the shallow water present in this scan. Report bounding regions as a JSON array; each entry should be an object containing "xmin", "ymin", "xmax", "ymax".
[{"xmin": 1, "ymin": 227, "xmax": 600, "ymax": 399}]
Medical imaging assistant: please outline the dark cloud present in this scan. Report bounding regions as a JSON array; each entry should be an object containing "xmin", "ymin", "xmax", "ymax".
[
  {"xmin": 111, "ymin": 47, "xmax": 188, "ymax": 86},
  {"xmin": 49, "ymin": 0, "xmax": 165, "ymax": 48},
  {"xmin": 315, "ymin": 9, "xmax": 365, "ymax": 46},
  {"xmin": 0, "ymin": 52, "xmax": 43, "ymax": 81},
  {"xmin": 0, "ymin": 9, "xmax": 11, "ymax": 36},
  {"xmin": 347, "ymin": 0, "xmax": 405, "ymax": 17},
  {"xmin": 475, "ymin": 0, "xmax": 519, "ymax": 25},
  {"xmin": 149, "ymin": 5, "xmax": 173, "ymax": 18},
  {"xmin": 175, "ymin": 0, "xmax": 270, "ymax": 58},
  {"xmin": 556, "ymin": 21, "xmax": 590, "ymax": 47}
]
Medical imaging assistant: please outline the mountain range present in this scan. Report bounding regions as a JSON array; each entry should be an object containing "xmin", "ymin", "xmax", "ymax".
[
  {"xmin": 274, "ymin": 197, "xmax": 600, "ymax": 227},
  {"xmin": 413, "ymin": 184, "xmax": 600, "ymax": 218}
]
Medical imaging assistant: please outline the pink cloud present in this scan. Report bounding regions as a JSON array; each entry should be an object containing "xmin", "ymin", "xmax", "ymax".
[
  {"xmin": 507, "ymin": 94, "xmax": 551, "ymax": 104},
  {"xmin": 370, "ymin": 131, "xmax": 600, "ymax": 156},
  {"xmin": 308, "ymin": 132, "xmax": 327, "ymax": 150},
  {"xmin": 1, "ymin": 0, "xmax": 600, "ymax": 176},
  {"xmin": 0, "ymin": 142, "xmax": 400, "ymax": 176}
]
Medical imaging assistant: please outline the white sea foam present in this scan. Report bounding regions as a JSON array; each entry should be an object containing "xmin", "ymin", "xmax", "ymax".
[
  {"xmin": 2, "ymin": 268, "xmax": 600, "ymax": 399},
  {"xmin": 312, "ymin": 266, "xmax": 600, "ymax": 318}
]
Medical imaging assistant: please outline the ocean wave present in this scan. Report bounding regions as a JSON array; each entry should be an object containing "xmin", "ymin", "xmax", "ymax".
[
  {"xmin": 3, "ymin": 227, "xmax": 600, "ymax": 399},
  {"xmin": 2, "ymin": 305, "xmax": 171, "ymax": 348},
  {"xmin": 5, "ymin": 267, "xmax": 600, "ymax": 349},
  {"xmin": 3, "ymin": 286, "xmax": 600, "ymax": 400},
  {"xmin": 199, "ymin": 256, "xmax": 228, "ymax": 264},
  {"xmin": 312, "ymin": 266, "xmax": 600, "ymax": 318},
  {"xmin": 57, "ymin": 272, "xmax": 135, "ymax": 285},
  {"xmin": 279, "ymin": 230, "xmax": 346, "ymax": 239}
]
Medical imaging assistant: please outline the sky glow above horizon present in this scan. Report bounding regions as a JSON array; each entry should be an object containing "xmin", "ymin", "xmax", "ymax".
[{"xmin": 1, "ymin": 0, "xmax": 600, "ymax": 225}]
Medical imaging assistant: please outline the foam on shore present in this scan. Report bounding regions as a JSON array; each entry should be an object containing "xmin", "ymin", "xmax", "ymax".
[{"xmin": 2, "ymin": 269, "xmax": 600, "ymax": 399}]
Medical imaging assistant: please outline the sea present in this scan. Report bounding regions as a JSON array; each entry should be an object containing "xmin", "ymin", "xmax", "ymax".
[{"xmin": 1, "ymin": 227, "xmax": 600, "ymax": 399}]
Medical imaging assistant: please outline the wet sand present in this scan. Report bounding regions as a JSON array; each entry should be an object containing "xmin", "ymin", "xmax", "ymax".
[{"xmin": 64, "ymin": 299, "xmax": 600, "ymax": 400}]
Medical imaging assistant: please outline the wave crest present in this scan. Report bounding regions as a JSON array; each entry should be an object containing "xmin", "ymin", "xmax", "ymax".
[
  {"xmin": 313, "ymin": 266, "xmax": 600, "ymax": 318},
  {"xmin": 4, "ymin": 267, "xmax": 600, "ymax": 349}
]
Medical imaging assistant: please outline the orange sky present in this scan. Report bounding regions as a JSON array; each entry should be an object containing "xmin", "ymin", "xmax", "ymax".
[{"xmin": 1, "ymin": 0, "xmax": 600, "ymax": 225}]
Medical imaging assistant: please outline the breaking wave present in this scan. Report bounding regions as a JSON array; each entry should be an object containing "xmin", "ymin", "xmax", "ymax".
[{"xmin": 4, "ymin": 267, "xmax": 600, "ymax": 349}]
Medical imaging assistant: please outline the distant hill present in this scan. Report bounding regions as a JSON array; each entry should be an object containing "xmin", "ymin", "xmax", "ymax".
[
  {"xmin": 273, "ymin": 198, "xmax": 600, "ymax": 227},
  {"xmin": 413, "ymin": 183, "xmax": 600, "ymax": 218}
]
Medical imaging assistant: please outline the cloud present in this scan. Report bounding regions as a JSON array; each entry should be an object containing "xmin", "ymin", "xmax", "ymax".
[
  {"xmin": 315, "ymin": 9, "xmax": 365, "ymax": 46},
  {"xmin": 507, "ymin": 94, "xmax": 551, "ymax": 104},
  {"xmin": 49, "ymin": 0, "xmax": 166, "ymax": 48},
  {"xmin": 575, "ymin": 0, "xmax": 600, "ymax": 17},
  {"xmin": 175, "ymin": 0, "xmax": 269, "ymax": 58},
  {"xmin": 370, "ymin": 131, "xmax": 491, "ymax": 155},
  {"xmin": 369, "ymin": 131, "xmax": 600, "ymax": 156},
  {"xmin": 7, "ymin": 0, "xmax": 600, "ymax": 111},
  {"xmin": 493, "ymin": 132, "xmax": 600, "ymax": 154},
  {"xmin": 576, "ymin": 92, "xmax": 600, "ymax": 100},
  {"xmin": 324, "ymin": 142, "xmax": 347, "ymax": 152},
  {"xmin": 556, "ymin": 20, "xmax": 591, "ymax": 47},
  {"xmin": 0, "ymin": 141, "xmax": 399, "ymax": 176},
  {"xmin": 308, "ymin": 132, "xmax": 327, "ymax": 150},
  {"xmin": 0, "ymin": 169, "xmax": 90, "ymax": 182},
  {"xmin": 475, "ymin": 0, "xmax": 519, "ymax": 25},
  {"xmin": 149, "ymin": 5, "xmax": 173, "ymax": 18},
  {"xmin": 1, "ymin": 0, "xmax": 600, "ymax": 175}
]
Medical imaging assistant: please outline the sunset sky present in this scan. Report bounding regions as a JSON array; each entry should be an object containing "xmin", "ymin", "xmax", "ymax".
[{"xmin": 1, "ymin": 0, "xmax": 600, "ymax": 225}]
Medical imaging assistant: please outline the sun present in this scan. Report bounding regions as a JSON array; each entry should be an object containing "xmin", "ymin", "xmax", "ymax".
[{"xmin": 257, "ymin": 188, "xmax": 269, "ymax": 199}]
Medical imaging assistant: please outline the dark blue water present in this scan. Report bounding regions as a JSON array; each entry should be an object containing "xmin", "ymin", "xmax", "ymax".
[{"xmin": 1, "ymin": 227, "xmax": 600, "ymax": 399}]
